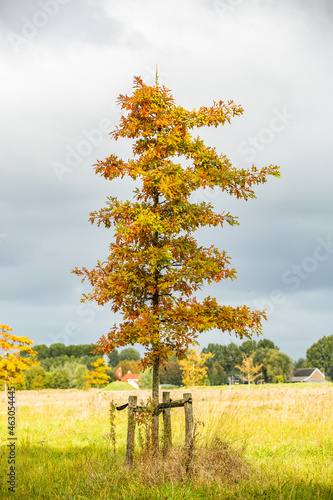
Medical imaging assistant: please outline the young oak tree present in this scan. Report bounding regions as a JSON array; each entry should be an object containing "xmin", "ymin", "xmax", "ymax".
[{"xmin": 73, "ymin": 75, "xmax": 279, "ymax": 447}]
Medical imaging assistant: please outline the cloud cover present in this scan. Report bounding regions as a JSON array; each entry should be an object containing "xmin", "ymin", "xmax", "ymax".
[{"xmin": 1, "ymin": 0, "xmax": 333, "ymax": 361}]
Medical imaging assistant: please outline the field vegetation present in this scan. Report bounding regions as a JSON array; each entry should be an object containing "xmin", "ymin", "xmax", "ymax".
[{"xmin": 1, "ymin": 383, "xmax": 332, "ymax": 499}]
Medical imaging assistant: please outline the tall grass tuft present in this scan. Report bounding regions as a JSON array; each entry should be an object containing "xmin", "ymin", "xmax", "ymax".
[{"xmin": 130, "ymin": 402, "xmax": 250, "ymax": 487}]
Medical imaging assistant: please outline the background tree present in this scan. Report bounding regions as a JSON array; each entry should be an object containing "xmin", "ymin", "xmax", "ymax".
[
  {"xmin": 51, "ymin": 370, "xmax": 71, "ymax": 389},
  {"xmin": 25, "ymin": 366, "xmax": 52, "ymax": 390},
  {"xmin": 235, "ymin": 352, "xmax": 263, "ymax": 385},
  {"xmin": 327, "ymin": 365, "xmax": 333, "ymax": 381},
  {"xmin": 240, "ymin": 339, "xmax": 257, "ymax": 356},
  {"xmin": 202, "ymin": 342, "xmax": 243, "ymax": 375},
  {"xmin": 83, "ymin": 358, "xmax": 110, "ymax": 389},
  {"xmin": 107, "ymin": 349, "xmax": 120, "ymax": 368},
  {"xmin": 67, "ymin": 344, "xmax": 96, "ymax": 358},
  {"xmin": 257, "ymin": 339, "xmax": 279, "ymax": 350},
  {"xmin": 0, "ymin": 324, "xmax": 40, "ymax": 392},
  {"xmin": 74, "ymin": 364, "xmax": 89, "ymax": 389},
  {"xmin": 160, "ymin": 359, "xmax": 183, "ymax": 386},
  {"xmin": 48, "ymin": 343, "xmax": 67, "ymax": 358},
  {"xmin": 201, "ymin": 343, "xmax": 225, "ymax": 371},
  {"xmin": 306, "ymin": 335, "xmax": 333, "ymax": 375},
  {"xmin": 253, "ymin": 348, "xmax": 292, "ymax": 383},
  {"xmin": 119, "ymin": 347, "xmax": 141, "ymax": 362},
  {"xmin": 265, "ymin": 350, "xmax": 293, "ymax": 383},
  {"xmin": 19, "ymin": 343, "xmax": 118, "ymax": 389},
  {"xmin": 179, "ymin": 349, "xmax": 213, "ymax": 387},
  {"xmin": 73, "ymin": 76, "xmax": 279, "ymax": 449},
  {"xmin": 293, "ymin": 358, "xmax": 309, "ymax": 370},
  {"xmin": 33, "ymin": 343, "xmax": 95, "ymax": 360},
  {"xmin": 31, "ymin": 344, "xmax": 50, "ymax": 360},
  {"xmin": 40, "ymin": 354, "xmax": 99, "ymax": 372},
  {"xmin": 139, "ymin": 368, "xmax": 153, "ymax": 389},
  {"xmin": 208, "ymin": 362, "xmax": 228, "ymax": 385},
  {"xmin": 252, "ymin": 348, "xmax": 270, "ymax": 382},
  {"xmin": 115, "ymin": 360, "xmax": 142, "ymax": 376},
  {"xmin": 202, "ymin": 339, "xmax": 278, "ymax": 377}
]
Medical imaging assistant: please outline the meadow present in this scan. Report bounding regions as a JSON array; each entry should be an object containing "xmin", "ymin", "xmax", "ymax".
[{"xmin": 0, "ymin": 383, "xmax": 332, "ymax": 499}]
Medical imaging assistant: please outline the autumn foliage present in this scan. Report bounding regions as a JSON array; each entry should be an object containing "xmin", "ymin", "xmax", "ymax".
[
  {"xmin": 179, "ymin": 349, "xmax": 213, "ymax": 388},
  {"xmin": 0, "ymin": 324, "xmax": 40, "ymax": 387},
  {"xmin": 73, "ymin": 76, "xmax": 279, "ymax": 397},
  {"xmin": 235, "ymin": 352, "xmax": 263, "ymax": 385},
  {"xmin": 83, "ymin": 358, "xmax": 110, "ymax": 389}
]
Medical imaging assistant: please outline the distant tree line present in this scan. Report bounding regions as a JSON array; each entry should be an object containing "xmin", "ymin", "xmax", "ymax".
[
  {"xmin": 201, "ymin": 338, "xmax": 294, "ymax": 384},
  {"xmin": 20, "ymin": 343, "xmax": 111, "ymax": 390},
  {"xmin": 31, "ymin": 343, "xmax": 97, "ymax": 360},
  {"xmin": 9, "ymin": 334, "xmax": 333, "ymax": 390}
]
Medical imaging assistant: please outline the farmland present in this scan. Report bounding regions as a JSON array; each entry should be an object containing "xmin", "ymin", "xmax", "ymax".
[{"xmin": 0, "ymin": 384, "xmax": 332, "ymax": 499}]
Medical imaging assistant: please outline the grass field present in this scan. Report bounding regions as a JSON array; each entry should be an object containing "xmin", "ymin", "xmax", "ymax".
[{"xmin": 1, "ymin": 383, "xmax": 332, "ymax": 499}]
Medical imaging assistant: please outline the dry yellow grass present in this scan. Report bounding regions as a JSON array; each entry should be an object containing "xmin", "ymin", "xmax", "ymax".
[{"xmin": 0, "ymin": 384, "xmax": 332, "ymax": 499}]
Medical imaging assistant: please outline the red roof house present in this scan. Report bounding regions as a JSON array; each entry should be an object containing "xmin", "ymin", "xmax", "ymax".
[
  {"xmin": 115, "ymin": 367, "xmax": 139, "ymax": 388},
  {"xmin": 121, "ymin": 371, "xmax": 140, "ymax": 383}
]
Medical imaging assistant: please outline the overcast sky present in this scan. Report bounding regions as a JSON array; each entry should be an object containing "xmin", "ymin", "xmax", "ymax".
[{"xmin": 1, "ymin": 0, "xmax": 332, "ymax": 362}]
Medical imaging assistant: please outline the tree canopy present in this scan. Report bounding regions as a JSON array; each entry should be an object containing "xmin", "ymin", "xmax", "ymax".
[
  {"xmin": 253, "ymin": 348, "xmax": 292, "ymax": 383},
  {"xmin": 73, "ymin": 76, "xmax": 279, "ymax": 373},
  {"xmin": 179, "ymin": 349, "xmax": 213, "ymax": 387},
  {"xmin": 235, "ymin": 352, "xmax": 263, "ymax": 385},
  {"xmin": 83, "ymin": 358, "xmax": 110, "ymax": 389},
  {"xmin": 306, "ymin": 335, "xmax": 333, "ymax": 375},
  {"xmin": 119, "ymin": 347, "xmax": 141, "ymax": 362},
  {"xmin": 0, "ymin": 324, "xmax": 40, "ymax": 387},
  {"xmin": 32, "ymin": 343, "xmax": 96, "ymax": 360}
]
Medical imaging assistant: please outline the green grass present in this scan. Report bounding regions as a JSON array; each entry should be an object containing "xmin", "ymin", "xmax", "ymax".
[
  {"xmin": 103, "ymin": 381, "xmax": 137, "ymax": 391},
  {"xmin": 0, "ymin": 385, "xmax": 332, "ymax": 499}
]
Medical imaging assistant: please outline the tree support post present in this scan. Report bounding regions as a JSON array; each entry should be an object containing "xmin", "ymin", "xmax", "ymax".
[
  {"xmin": 183, "ymin": 393, "xmax": 193, "ymax": 447},
  {"xmin": 126, "ymin": 395, "xmax": 137, "ymax": 467},
  {"xmin": 162, "ymin": 391, "xmax": 172, "ymax": 454},
  {"xmin": 184, "ymin": 392, "xmax": 194, "ymax": 473}
]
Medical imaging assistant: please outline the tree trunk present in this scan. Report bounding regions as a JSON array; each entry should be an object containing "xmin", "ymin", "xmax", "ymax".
[
  {"xmin": 126, "ymin": 395, "xmax": 137, "ymax": 467},
  {"xmin": 152, "ymin": 356, "xmax": 160, "ymax": 453},
  {"xmin": 151, "ymin": 185, "xmax": 160, "ymax": 454}
]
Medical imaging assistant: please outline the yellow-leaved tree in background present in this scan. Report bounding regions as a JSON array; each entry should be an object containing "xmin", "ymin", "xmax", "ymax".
[
  {"xmin": 179, "ymin": 349, "xmax": 213, "ymax": 388},
  {"xmin": 0, "ymin": 324, "xmax": 40, "ymax": 392},
  {"xmin": 83, "ymin": 358, "xmax": 110, "ymax": 389},
  {"xmin": 235, "ymin": 352, "xmax": 263, "ymax": 386}
]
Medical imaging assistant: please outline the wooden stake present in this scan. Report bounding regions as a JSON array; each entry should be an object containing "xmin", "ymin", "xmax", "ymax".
[
  {"xmin": 126, "ymin": 395, "xmax": 137, "ymax": 467},
  {"xmin": 162, "ymin": 391, "xmax": 172, "ymax": 454},
  {"xmin": 183, "ymin": 393, "xmax": 193, "ymax": 448}
]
